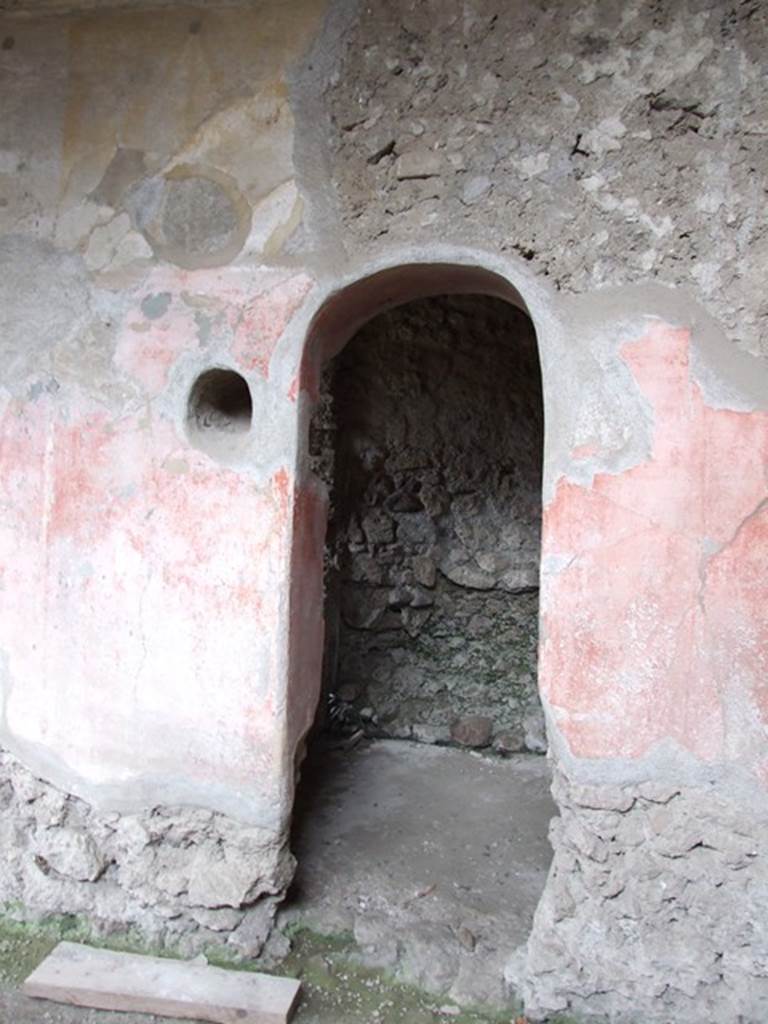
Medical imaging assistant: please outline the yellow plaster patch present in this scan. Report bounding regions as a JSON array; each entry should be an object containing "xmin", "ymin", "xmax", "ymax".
[{"xmin": 59, "ymin": 1, "xmax": 329, "ymax": 207}]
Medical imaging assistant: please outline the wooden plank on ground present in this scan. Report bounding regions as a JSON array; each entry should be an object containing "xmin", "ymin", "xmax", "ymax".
[{"xmin": 22, "ymin": 941, "xmax": 301, "ymax": 1024}]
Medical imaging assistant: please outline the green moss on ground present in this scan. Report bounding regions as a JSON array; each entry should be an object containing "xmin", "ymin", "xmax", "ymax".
[
  {"xmin": 0, "ymin": 911, "xmax": 183, "ymax": 987},
  {"xmin": 273, "ymin": 927, "xmax": 515, "ymax": 1024},
  {"xmin": 0, "ymin": 914, "xmax": 604, "ymax": 1024}
]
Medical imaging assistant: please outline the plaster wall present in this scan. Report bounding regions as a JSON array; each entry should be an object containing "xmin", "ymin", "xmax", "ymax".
[
  {"xmin": 0, "ymin": 0, "xmax": 766, "ymax": 1020},
  {"xmin": 0, "ymin": 0, "xmax": 327, "ymax": 955}
]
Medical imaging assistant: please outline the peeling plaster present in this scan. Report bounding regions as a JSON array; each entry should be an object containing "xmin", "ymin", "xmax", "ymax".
[{"xmin": 541, "ymin": 320, "xmax": 768, "ymax": 785}]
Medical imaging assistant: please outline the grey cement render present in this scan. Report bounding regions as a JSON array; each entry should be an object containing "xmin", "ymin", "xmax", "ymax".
[{"xmin": 0, "ymin": 1, "xmax": 766, "ymax": 1021}]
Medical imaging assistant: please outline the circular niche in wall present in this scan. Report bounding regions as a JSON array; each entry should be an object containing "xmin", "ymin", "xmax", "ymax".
[
  {"xmin": 187, "ymin": 367, "xmax": 253, "ymax": 460},
  {"xmin": 141, "ymin": 164, "xmax": 252, "ymax": 270}
]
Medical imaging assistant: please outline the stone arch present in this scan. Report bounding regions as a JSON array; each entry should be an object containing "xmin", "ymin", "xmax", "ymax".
[{"xmin": 285, "ymin": 255, "xmax": 557, "ymax": 782}]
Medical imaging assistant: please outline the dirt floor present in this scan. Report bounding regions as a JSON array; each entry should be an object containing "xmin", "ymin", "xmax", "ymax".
[
  {"xmin": 0, "ymin": 740, "xmax": 556, "ymax": 1024},
  {"xmin": 285, "ymin": 739, "xmax": 555, "ymax": 1008}
]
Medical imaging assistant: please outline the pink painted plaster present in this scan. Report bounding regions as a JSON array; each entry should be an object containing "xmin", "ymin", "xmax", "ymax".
[
  {"xmin": 0, "ymin": 396, "xmax": 288, "ymax": 788},
  {"xmin": 0, "ymin": 265, "xmax": 314, "ymax": 813},
  {"xmin": 232, "ymin": 273, "xmax": 313, "ymax": 377},
  {"xmin": 541, "ymin": 321, "xmax": 768, "ymax": 778},
  {"xmin": 115, "ymin": 266, "xmax": 313, "ymax": 394},
  {"xmin": 286, "ymin": 480, "xmax": 328, "ymax": 759}
]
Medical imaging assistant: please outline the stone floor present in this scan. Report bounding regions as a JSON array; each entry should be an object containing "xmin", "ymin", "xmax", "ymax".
[
  {"xmin": 0, "ymin": 739, "xmax": 555, "ymax": 1023},
  {"xmin": 283, "ymin": 738, "xmax": 555, "ymax": 1008}
]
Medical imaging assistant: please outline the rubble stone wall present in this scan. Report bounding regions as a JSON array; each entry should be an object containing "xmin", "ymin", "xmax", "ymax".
[
  {"xmin": 512, "ymin": 772, "xmax": 768, "ymax": 1023},
  {"xmin": 0, "ymin": 749, "xmax": 292, "ymax": 958},
  {"xmin": 321, "ymin": 0, "xmax": 768, "ymax": 359},
  {"xmin": 312, "ymin": 293, "xmax": 545, "ymax": 749}
]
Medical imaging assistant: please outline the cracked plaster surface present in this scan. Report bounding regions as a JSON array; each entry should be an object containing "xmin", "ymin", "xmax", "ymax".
[{"xmin": 542, "ymin": 320, "xmax": 768, "ymax": 777}]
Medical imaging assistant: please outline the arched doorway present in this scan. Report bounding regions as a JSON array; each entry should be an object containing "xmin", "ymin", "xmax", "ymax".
[
  {"xmin": 316, "ymin": 292, "xmax": 545, "ymax": 751},
  {"xmin": 285, "ymin": 264, "xmax": 554, "ymax": 1009}
]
